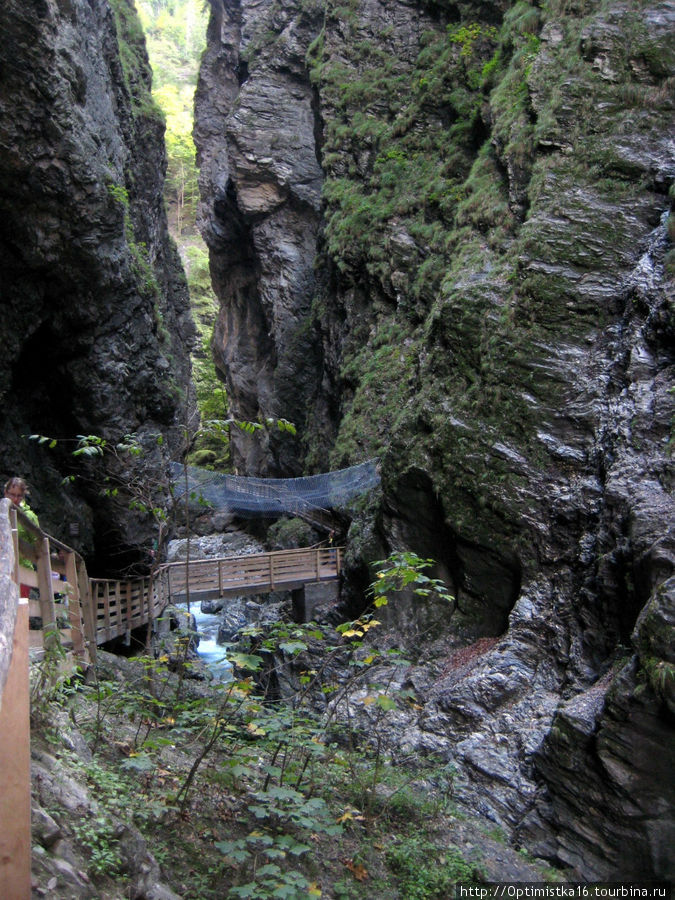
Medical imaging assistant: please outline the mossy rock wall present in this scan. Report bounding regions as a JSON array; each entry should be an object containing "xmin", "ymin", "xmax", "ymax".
[
  {"xmin": 0, "ymin": 0, "xmax": 195, "ymax": 569},
  {"xmin": 194, "ymin": 0, "xmax": 674, "ymax": 878}
]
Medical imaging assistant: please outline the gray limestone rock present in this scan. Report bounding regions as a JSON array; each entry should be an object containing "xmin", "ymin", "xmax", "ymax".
[
  {"xmin": 193, "ymin": 0, "xmax": 674, "ymax": 879},
  {"xmin": 0, "ymin": 0, "xmax": 195, "ymax": 563}
]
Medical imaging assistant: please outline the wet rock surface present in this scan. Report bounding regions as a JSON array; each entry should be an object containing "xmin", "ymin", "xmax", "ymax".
[
  {"xmin": 194, "ymin": 0, "xmax": 325, "ymax": 475},
  {"xmin": 194, "ymin": 0, "xmax": 674, "ymax": 879},
  {"xmin": 0, "ymin": 0, "xmax": 194, "ymax": 565}
]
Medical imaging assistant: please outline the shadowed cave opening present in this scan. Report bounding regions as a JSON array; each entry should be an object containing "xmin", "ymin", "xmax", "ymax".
[{"xmin": 380, "ymin": 468, "xmax": 522, "ymax": 645}]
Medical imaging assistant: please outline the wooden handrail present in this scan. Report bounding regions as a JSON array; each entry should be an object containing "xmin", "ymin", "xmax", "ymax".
[
  {"xmin": 0, "ymin": 499, "xmax": 31, "ymax": 899},
  {"xmin": 1, "ymin": 498, "xmax": 344, "ymax": 900}
]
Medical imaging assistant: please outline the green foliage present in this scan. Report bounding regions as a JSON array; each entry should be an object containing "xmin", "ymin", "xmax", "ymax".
[
  {"xmin": 70, "ymin": 814, "xmax": 123, "ymax": 878},
  {"xmin": 106, "ymin": 174, "xmax": 162, "ymax": 301},
  {"xmin": 370, "ymin": 551, "xmax": 455, "ymax": 609},
  {"xmin": 187, "ymin": 416, "xmax": 296, "ymax": 471},
  {"xmin": 109, "ymin": 0, "xmax": 164, "ymax": 122},
  {"xmin": 30, "ymin": 625, "xmax": 71, "ymax": 721},
  {"xmin": 306, "ymin": 11, "xmax": 532, "ymax": 464},
  {"xmin": 135, "ymin": 1, "xmax": 224, "ymax": 451},
  {"xmin": 36, "ymin": 557, "xmax": 507, "ymax": 896},
  {"xmin": 135, "ymin": 1, "xmax": 206, "ymax": 226},
  {"xmin": 639, "ymin": 656, "xmax": 675, "ymax": 703},
  {"xmin": 311, "ymin": 15, "xmax": 501, "ymax": 287},
  {"xmin": 106, "ymin": 182, "xmax": 130, "ymax": 208},
  {"xmin": 386, "ymin": 835, "xmax": 478, "ymax": 898},
  {"xmin": 28, "ymin": 431, "xmax": 173, "ymax": 560}
]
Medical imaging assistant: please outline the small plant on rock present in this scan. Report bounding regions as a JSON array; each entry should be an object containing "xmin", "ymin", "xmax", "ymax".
[{"xmin": 370, "ymin": 550, "xmax": 455, "ymax": 609}]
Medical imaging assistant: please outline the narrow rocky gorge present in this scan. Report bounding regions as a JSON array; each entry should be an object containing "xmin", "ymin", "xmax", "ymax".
[
  {"xmin": 0, "ymin": 0, "xmax": 672, "ymax": 888},
  {"xmin": 194, "ymin": 0, "xmax": 674, "ymax": 879}
]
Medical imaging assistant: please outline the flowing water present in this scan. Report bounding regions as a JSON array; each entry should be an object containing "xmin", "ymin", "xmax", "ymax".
[{"xmin": 179, "ymin": 601, "xmax": 233, "ymax": 680}]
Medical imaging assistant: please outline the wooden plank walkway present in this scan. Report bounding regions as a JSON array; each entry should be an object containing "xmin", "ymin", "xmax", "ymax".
[
  {"xmin": 3, "ymin": 499, "xmax": 343, "ymax": 653},
  {"xmin": 90, "ymin": 547, "xmax": 341, "ymax": 644},
  {"xmin": 159, "ymin": 547, "xmax": 342, "ymax": 604},
  {"xmin": 1, "ymin": 502, "xmax": 343, "ymax": 898}
]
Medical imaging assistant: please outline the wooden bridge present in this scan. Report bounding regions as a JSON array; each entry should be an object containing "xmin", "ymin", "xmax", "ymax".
[
  {"xmin": 2, "ymin": 501, "xmax": 342, "ymax": 659},
  {"xmin": 0, "ymin": 498, "xmax": 342, "ymax": 898}
]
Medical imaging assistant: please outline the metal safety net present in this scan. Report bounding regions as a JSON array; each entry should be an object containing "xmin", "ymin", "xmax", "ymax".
[{"xmin": 169, "ymin": 459, "xmax": 380, "ymax": 519}]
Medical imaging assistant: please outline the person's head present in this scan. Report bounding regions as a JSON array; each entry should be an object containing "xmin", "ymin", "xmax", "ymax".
[{"xmin": 4, "ymin": 477, "xmax": 28, "ymax": 506}]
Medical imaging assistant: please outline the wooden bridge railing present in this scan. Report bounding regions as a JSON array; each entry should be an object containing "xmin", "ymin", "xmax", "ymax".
[
  {"xmin": 6, "ymin": 503, "xmax": 94, "ymax": 669},
  {"xmin": 89, "ymin": 546, "xmax": 342, "ymax": 643},
  {"xmin": 4, "ymin": 501, "xmax": 343, "ymax": 662},
  {"xmin": 158, "ymin": 546, "xmax": 343, "ymax": 603},
  {"xmin": 90, "ymin": 576, "xmax": 160, "ymax": 645},
  {"xmin": 0, "ymin": 499, "xmax": 32, "ymax": 900},
  {"xmin": 1, "ymin": 496, "xmax": 343, "ymax": 898}
]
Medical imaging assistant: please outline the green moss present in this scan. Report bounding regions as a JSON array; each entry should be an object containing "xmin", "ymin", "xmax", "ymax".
[
  {"xmin": 639, "ymin": 657, "xmax": 675, "ymax": 705},
  {"xmin": 454, "ymin": 145, "xmax": 514, "ymax": 236},
  {"xmin": 303, "ymin": 0, "xmax": 672, "ymax": 571},
  {"xmin": 333, "ymin": 325, "xmax": 420, "ymax": 465},
  {"xmin": 109, "ymin": 0, "xmax": 164, "ymax": 123},
  {"xmin": 310, "ymin": 15, "xmax": 502, "ymax": 305},
  {"xmin": 266, "ymin": 518, "xmax": 318, "ymax": 550}
]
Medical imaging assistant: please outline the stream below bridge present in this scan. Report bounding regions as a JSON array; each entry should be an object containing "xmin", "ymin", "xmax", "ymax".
[{"xmin": 178, "ymin": 601, "xmax": 233, "ymax": 680}]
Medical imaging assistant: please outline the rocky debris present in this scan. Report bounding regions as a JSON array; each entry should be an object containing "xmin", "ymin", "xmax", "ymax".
[
  {"xmin": 215, "ymin": 596, "xmax": 253, "ymax": 642},
  {"xmin": 156, "ymin": 605, "xmax": 200, "ymax": 651},
  {"xmin": 166, "ymin": 530, "xmax": 265, "ymax": 563},
  {"xmin": 31, "ymin": 711, "xmax": 180, "ymax": 900},
  {"xmin": 215, "ymin": 594, "xmax": 288, "ymax": 646}
]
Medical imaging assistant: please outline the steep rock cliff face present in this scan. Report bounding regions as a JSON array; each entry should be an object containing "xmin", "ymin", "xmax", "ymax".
[
  {"xmin": 195, "ymin": 0, "xmax": 325, "ymax": 474},
  {"xmin": 0, "ymin": 0, "xmax": 194, "ymax": 567},
  {"xmin": 194, "ymin": 0, "xmax": 674, "ymax": 878}
]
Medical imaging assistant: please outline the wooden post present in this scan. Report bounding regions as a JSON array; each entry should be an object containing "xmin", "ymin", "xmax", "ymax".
[
  {"xmin": 79, "ymin": 562, "xmax": 97, "ymax": 665},
  {"xmin": 315, "ymin": 549, "xmax": 320, "ymax": 582},
  {"xmin": 0, "ymin": 598, "xmax": 31, "ymax": 900},
  {"xmin": 35, "ymin": 535, "xmax": 58, "ymax": 651},
  {"xmin": 145, "ymin": 576, "xmax": 154, "ymax": 653},
  {"xmin": 142, "ymin": 577, "xmax": 149, "ymax": 627},
  {"xmin": 63, "ymin": 551, "xmax": 86, "ymax": 662},
  {"xmin": 269, "ymin": 554, "xmax": 275, "ymax": 591},
  {"xmin": 123, "ymin": 581, "xmax": 131, "ymax": 645},
  {"xmin": 103, "ymin": 582, "xmax": 111, "ymax": 643}
]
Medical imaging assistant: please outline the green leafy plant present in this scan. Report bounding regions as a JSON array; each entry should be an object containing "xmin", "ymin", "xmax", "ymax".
[
  {"xmin": 30, "ymin": 624, "xmax": 72, "ymax": 722},
  {"xmin": 71, "ymin": 814, "xmax": 124, "ymax": 878},
  {"xmin": 370, "ymin": 551, "xmax": 455, "ymax": 609},
  {"xmin": 386, "ymin": 835, "xmax": 479, "ymax": 898}
]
